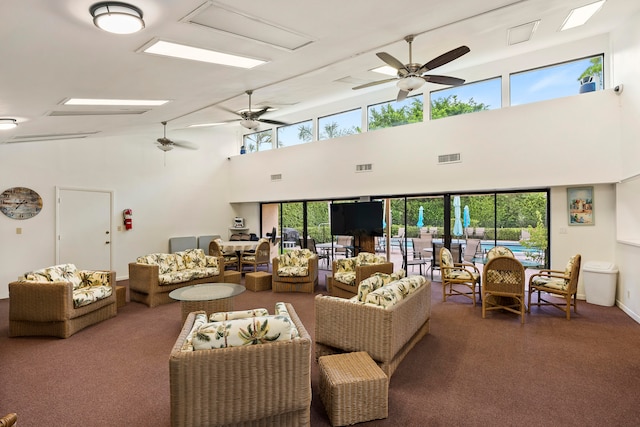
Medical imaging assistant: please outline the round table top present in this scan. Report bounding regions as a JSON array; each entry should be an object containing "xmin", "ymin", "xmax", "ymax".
[
  {"xmin": 219, "ymin": 241, "xmax": 258, "ymax": 251},
  {"xmin": 169, "ymin": 283, "xmax": 245, "ymax": 301}
]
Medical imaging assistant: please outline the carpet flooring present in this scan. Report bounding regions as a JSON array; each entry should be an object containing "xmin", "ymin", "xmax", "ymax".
[{"xmin": 1, "ymin": 272, "xmax": 640, "ymax": 426}]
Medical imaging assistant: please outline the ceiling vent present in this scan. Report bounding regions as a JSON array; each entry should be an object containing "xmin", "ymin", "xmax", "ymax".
[
  {"xmin": 438, "ymin": 153, "xmax": 461, "ymax": 164},
  {"xmin": 355, "ymin": 163, "xmax": 373, "ymax": 173},
  {"xmin": 270, "ymin": 173, "xmax": 282, "ymax": 181},
  {"xmin": 3, "ymin": 132, "xmax": 99, "ymax": 144}
]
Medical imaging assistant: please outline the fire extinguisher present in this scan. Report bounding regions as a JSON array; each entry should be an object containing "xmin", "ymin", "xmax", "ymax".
[{"xmin": 123, "ymin": 209, "xmax": 133, "ymax": 230}]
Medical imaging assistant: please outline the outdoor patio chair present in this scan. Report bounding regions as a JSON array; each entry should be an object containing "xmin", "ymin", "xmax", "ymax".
[
  {"xmin": 399, "ymin": 240, "xmax": 428, "ymax": 275},
  {"xmin": 431, "ymin": 242, "xmax": 462, "ymax": 280},
  {"xmin": 440, "ymin": 247, "xmax": 481, "ymax": 306},
  {"xmin": 473, "ymin": 227, "xmax": 486, "ymax": 239},
  {"xmin": 463, "ymin": 239, "xmax": 483, "ymax": 262}
]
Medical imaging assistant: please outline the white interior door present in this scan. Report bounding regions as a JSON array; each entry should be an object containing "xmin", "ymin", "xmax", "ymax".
[{"xmin": 57, "ymin": 188, "xmax": 112, "ymax": 270}]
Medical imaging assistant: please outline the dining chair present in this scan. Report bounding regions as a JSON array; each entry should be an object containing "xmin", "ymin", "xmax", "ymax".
[
  {"xmin": 412, "ymin": 237, "xmax": 432, "ymax": 273},
  {"xmin": 486, "ymin": 246, "xmax": 515, "ymax": 261},
  {"xmin": 440, "ymin": 247, "xmax": 481, "ymax": 306},
  {"xmin": 209, "ymin": 239, "xmax": 239, "ymax": 271},
  {"xmin": 399, "ymin": 240, "xmax": 428, "ymax": 275},
  {"xmin": 431, "ymin": 242, "xmax": 462, "ymax": 280},
  {"xmin": 335, "ymin": 235, "xmax": 354, "ymax": 258},
  {"xmin": 528, "ymin": 254, "xmax": 582, "ymax": 320},
  {"xmin": 240, "ymin": 238, "xmax": 271, "ymax": 272},
  {"xmin": 482, "ymin": 256, "xmax": 526, "ymax": 323}
]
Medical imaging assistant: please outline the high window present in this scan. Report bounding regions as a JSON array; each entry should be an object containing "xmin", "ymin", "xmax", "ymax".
[
  {"xmin": 277, "ymin": 119, "xmax": 314, "ymax": 148},
  {"xmin": 510, "ymin": 54, "xmax": 604, "ymax": 106},
  {"xmin": 367, "ymin": 95, "xmax": 423, "ymax": 131},
  {"xmin": 317, "ymin": 108, "xmax": 362, "ymax": 141},
  {"xmin": 430, "ymin": 77, "xmax": 501, "ymax": 120},
  {"xmin": 243, "ymin": 129, "xmax": 273, "ymax": 153}
]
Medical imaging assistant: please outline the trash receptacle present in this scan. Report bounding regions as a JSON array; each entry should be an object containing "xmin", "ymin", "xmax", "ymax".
[{"xmin": 583, "ymin": 261, "xmax": 618, "ymax": 306}]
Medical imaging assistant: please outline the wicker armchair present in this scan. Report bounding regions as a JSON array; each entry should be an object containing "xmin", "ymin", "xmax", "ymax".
[
  {"xmin": 272, "ymin": 249, "xmax": 319, "ymax": 293},
  {"xmin": 9, "ymin": 266, "xmax": 117, "ymax": 338},
  {"xmin": 170, "ymin": 304, "xmax": 312, "ymax": 427},
  {"xmin": 329, "ymin": 253, "xmax": 393, "ymax": 299},
  {"xmin": 0, "ymin": 413, "xmax": 17, "ymax": 427},
  {"xmin": 240, "ymin": 238, "xmax": 271, "ymax": 272},
  {"xmin": 209, "ymin": 239, "xmax": 239, "ymax": 271},
  {"xmin": 482, "ymin": 256, "xmax": 526, "ymax": 323},
  {"xmin": 440, "ymin": 247, "xmax": 481, "ymax": 306},
  {"xmin": 528, "ymin": 254, "xmax": 582, "ymax": 320}
]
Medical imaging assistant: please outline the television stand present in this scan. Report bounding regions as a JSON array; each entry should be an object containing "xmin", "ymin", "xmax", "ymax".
[{"xmin": 353, "ymin": 235, "xmax": 375, "ymax": 255}]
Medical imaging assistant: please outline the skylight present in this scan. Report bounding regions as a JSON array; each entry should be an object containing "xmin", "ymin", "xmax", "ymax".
[
  {"xmin": 143, "ymin": 40, "xmax": 266, "ymax": 69},
  {"xmin": 64, "ymin": 99, "xmax": 169, "ymax": 106},
  {"xmin": 560, "ymin": 0, "xmax": 606, "ymax": 31}
]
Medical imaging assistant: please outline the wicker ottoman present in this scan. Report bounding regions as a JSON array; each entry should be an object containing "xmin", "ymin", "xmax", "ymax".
[
  {"xmin": 223, "ymin": 270, "xmax": 241, "ymax": 284},
  {"xmin": 319, "ymin": 351, "xmax": 388, "ymax": 426},
  {"xmin": 116, "ymin": 285, "xmax": 127, "ymax": 308},
  {"xmin": 245, "ymin": 271, "xmax": 272, "ymax": 292}
]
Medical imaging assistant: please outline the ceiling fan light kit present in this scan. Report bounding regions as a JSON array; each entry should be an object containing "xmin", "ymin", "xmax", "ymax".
[
  {"xmin": 0, "ymin": 118, "xmax": 18, "ymax": 130},
  {"xmin": 240, "ymin": 119, "xmax": 260, "ymax": 130},
  {"xmin": 90, "ymin": 2, "xmax": 145, "ymax": 34},
  {"xmin": 397, "ymin": 76, "xmax": 425, "ymax": 92}
]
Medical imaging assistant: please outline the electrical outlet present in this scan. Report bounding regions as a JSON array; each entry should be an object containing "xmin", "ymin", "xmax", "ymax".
[{"xmin": 16, "ymin": 227, "xmax": 22, "ymax": 234}]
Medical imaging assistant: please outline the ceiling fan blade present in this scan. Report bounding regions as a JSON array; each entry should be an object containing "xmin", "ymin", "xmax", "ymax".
[
  {"xmin": 218, "ymin": 105, "xmax": 243, "ymax": 117},
  {"xmin": 396, "ymin": 89, "xmax": 409, "ymax": 102},
  {"xmin": 376, "ymin": 52, "xmax": 409, "ymax": 72},
  {"xmin": 353, "ymin": 77, "xmax": 398, "ymax": 90},
  {"xmin": 173, "ymin": 140, "xmax": 199, "ymax": 150},
  {"xmin": 422, "ymin": 75, "xmax": 466, "ymax": 86},
  {"xmin": 420, "ymin": 46, "xmax": 470, "ymax": 73},
  {"xmin": 259, "ymin": 118, "xmax": 288, "ymax": 126},
  {"xmin": 250, "ymin": 107, "xmax": 270, "ymax": 118}
]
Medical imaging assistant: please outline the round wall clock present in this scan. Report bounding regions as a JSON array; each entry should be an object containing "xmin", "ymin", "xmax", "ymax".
[{"xmin": 0, "ymin": 187, "xmax": 43, "ymax": 220}]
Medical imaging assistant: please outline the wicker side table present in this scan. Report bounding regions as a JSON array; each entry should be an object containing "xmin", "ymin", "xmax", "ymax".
[
  {"xmin": 245, "ymin": 271, "xmax": 272, "ymax": 292},
  {"xmin": 223, "ymin": 270, "xmax": 241, "ymax": 284},
  {"xmin": 319, "ymin": 351, "xmax": 388, "ymax": 426}
]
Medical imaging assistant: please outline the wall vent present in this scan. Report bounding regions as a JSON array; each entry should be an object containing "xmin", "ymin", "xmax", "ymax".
[
  {"xmin": 355, "ymin": 163, "xmax": 373, "ymax": 173},
  {"xmin": 438, "ymin": 153, "xmax": 461, "ymax": 164},
  {"xmin": 270, "ymin": 173, "xmax": 282, "ymax": 181}
]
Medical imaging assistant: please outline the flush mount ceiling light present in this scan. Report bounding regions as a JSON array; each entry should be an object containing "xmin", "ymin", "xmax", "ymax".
[
  {"xmin": 560, "ymin": 0, "xmax": 606, "ymax": 31},
  {"xmin": 0, "ymin": 118, "xmax": 18, "ymax": 130},
  {"xmin": 240, "ymin": 119, "xmax": 259, "ymax": 130},
  {"xmin": 90, "ymin": 2, "xmax": 145, "ymax": 34},
  {"xmin": 396, "ymin": 76, "xmax": 425, "ymax": 92}
]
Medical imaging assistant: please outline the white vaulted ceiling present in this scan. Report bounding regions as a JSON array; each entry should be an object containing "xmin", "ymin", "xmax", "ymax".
[{"xmin": 0, "ymin": 0, "xmax": 637, "ymax": 144}]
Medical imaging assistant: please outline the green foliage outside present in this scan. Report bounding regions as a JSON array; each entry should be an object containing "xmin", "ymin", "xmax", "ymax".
[
  {"xmin": 430, "ymin": 95, "xmax": 489, "ymax": 120},
  {"xmin": 520, "ymin": 211, "xmax": 548, "ymax": 263},
  {"xmin": 578, "ymin": 56, "xmax": 603, "ymax": 89},
  {"xmin": 368, "ymin": 98, "xmax": 424, "ymax": 130}
]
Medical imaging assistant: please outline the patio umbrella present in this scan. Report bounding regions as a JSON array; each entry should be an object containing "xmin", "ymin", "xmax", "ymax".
[
  {"xmin": 453, "ymin": 196, "xmax": 463, "ymax": 236},
  {"xmin": 416, "ymin": 206, "xmax": 424, "ymax": 228},
  {"xmin": 463, "ymin": 205, "xmax": 470, "ymax": 229}
]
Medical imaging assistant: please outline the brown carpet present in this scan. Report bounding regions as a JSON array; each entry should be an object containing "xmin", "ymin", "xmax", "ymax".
[{"xmin": 2, "ymin": 271, "xmax": 640, "ymax": 426}]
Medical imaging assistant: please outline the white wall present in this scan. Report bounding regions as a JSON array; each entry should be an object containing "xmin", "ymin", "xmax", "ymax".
[{"xmin": 0, "ymin": 125, "xmax": 241, "ymax": 298}]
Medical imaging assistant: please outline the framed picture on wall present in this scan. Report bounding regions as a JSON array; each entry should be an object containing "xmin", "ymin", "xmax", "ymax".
[{"xmin": 567, "ymin": 186, "xmax": 594, "ymax": 226}]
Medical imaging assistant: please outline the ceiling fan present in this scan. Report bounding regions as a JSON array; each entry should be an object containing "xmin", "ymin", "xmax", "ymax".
[
  {"xmin": 221, "ymin": 90, "xmax": 288, "ymax": 130},
  {"xmin": 353, "ymin": 35, "xmax": 470, "ymax": 101},
  {"xmin": 156, "ymin": 121, "xmax": 198, "ymax": 152}
]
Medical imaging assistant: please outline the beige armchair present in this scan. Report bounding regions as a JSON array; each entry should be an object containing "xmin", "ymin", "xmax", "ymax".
[
  {"xmin": 272, "ymin": 248, "xmax": 318, "ymax": 293},
  {"xmin": 240, "ymin": 238, "xmax": 271, "ymax": 272},
  {"xmin": 170, "ymin": 304, "xmax": 312, "ymax": 426},
  {"xmin": 528, "ymin": 254, "xmax": 582, "ymax": 320}
]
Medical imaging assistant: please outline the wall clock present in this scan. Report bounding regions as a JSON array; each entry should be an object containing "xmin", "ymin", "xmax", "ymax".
[{"xmin": 0, "ymin": 187, "xmax": 43, "ymax": 220}]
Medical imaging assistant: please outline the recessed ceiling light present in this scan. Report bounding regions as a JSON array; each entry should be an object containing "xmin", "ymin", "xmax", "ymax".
[
  {"xmin": 142, "ymin": 40, "xmax": 266, "ymax": 69},
  {"xmin": 508, "ymin": 20, "xmax": 540, "ymax": 45},
  {"xmin": 0, "ymin": 118, "xmax": 18, "ymax": 130},
  {"xmin": 187, "ymin": 123, "xmax": 226, "ymax": 128},
  {"xmin": 560, "ymin": 0, "xmax": 606, "ymax": 31},
  {"xmin": 90, "ymin": 2, "xmax": 145, "ymax": 34},
  {"xmin": 64, "ymin": 98, "xmax": 169, "ymax": 106}
]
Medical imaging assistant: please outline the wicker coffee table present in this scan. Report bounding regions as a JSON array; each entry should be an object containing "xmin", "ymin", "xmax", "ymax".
[{"xmin": 169, "ymin": 283, "xmax": 245, "ymax": 322}]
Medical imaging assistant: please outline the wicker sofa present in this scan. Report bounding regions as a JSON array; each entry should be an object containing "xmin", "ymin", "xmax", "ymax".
[
  {"xmin": 9, "ymin": 263, "xmax": 117, "ymax": 338},
  {"xmin": 129, "ymin": 248, "xmax": 223, "ymax": 307},
  {"xmin": 329, "ymin": 252, "xmax": 394, "ymax": 298},
  {"xmin": 315, "ymin": 274, "xmax": 431, "ymax": 377},
  {"xmin": 170, "ymin": 303, "xmax": 312, "ymax": 427},
  {"xmin": 272, "ymin": 248, "xmax": 319, "ymax": 293}
]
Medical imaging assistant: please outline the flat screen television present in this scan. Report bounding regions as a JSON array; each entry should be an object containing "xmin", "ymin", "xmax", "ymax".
[{"xmin": 330, "ymin": 201, "xmax": 384, "ymax": 236}]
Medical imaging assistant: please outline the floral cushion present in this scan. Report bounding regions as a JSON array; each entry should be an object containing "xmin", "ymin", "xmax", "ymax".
[
  {"xmin": 486, "ymin": 246, "xmax": 515, "ymax": 260},
  {"xmin": 158, "ymin": 267, "xmax": 219, "ymax": 285},
  {"xmin": 364, "ymin": 275, "xmax": 426, "ymax": 309},
  {"xmin": 192, "ymin": 315, "xmax": 294, "ymax": 350},
  {"xmin": 357, "ymin": 273, "xmax": 392, "ymax": 302},
  {"xmin": 136, "ymin": 253, "xmax": 178, "ymax": 274},
  {"xmin": 73, "ymin": 285, "xmax": 113, "ymax": 308},
  {"xmin": 356, "ymin": 252, "xmax": 387, "ymax": 266},
  {"xmin": 175, "ymin": 249, "xmax": 207, "ymax": 270},
  {"xmin": 335, "ymin": 258, "xmax": 357, "ymax": 273},
  {"xmin": 80, "ymin": 270, "xmax": 112, "ymax": 287},
  {"xmin": 531, "ymin": 276, "xmax": 567, "ymax": 290},
  {"xmin": 23, "ymin": 263, "xmax": 83, "ymax": 290},
  {"xmin": 334, "ymin": 271, "xmax": 357, "ymax": 286},
  {"xmin": 446, "ymin": 268, "xmax": 480, "ymax": 281},
  {"xmin": 275, "ymin": 302, "xmax": 300, "ymax": 338},
  {"xmin": 181, "ymin": 312, "xmax": 209, "ymax": 351},
  {"xmin": 209, "ymin": 308, "xmax": 269, "ymax": 322}
]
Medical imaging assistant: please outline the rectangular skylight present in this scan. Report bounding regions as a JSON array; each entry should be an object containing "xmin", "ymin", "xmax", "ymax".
[
  {"xmin": 143, "ymin": 40, "xmax": 266, "ymax": 69},
  {"xmin": 560, "ymin": 0, "xmax": 606, "ymax": 31},
  {"xmin": 64, "ymin": 99, "xmax": 169, "ymax": 106},
  {"xmin": 371, "ymin": 65, "xmax": 397, "ymax": 77},
  {"xmin": 187, "ymin": 122, "xmax": 226, "ymax": 128}
]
